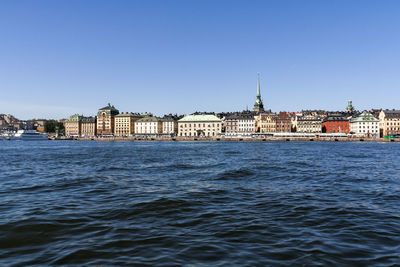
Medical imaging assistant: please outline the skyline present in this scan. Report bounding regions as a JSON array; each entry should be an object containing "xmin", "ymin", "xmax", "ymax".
[{"xmin": 1, "ymin": 0, "xmax": 400, "ymax": 120}]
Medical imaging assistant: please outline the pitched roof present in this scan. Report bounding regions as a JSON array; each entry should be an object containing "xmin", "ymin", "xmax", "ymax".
[
  {"xmin": 178, "ymin": 114, "xmax": 221, "ymax": 122},
  {"xmin": 136, "ymin": 116, "xmax": 161, "ymax": 122},
  {"xmin": 351, "ymin": 111, "xmax": 379, "ymax": 122}
]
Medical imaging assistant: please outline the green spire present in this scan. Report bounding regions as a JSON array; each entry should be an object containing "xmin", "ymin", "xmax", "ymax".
[{"xmin": 254, "ymin": 73, "xmax": 264, "ymax": 112}]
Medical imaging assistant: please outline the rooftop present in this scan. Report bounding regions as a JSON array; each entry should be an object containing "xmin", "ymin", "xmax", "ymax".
[{"xmin": 179, "ymin": 114, "xmax": 221, "ymax": 122}]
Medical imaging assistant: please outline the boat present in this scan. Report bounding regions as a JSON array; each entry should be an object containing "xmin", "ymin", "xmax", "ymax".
[
  {"xmin": 11, "ymin": 130, "xmax": 48, "ymax": 140},
  {"xmin": 1, "ymin": 133, "xmax": 12, "ymax": 140}
]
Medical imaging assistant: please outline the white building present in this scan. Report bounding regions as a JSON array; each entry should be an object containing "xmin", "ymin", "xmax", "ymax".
[
  {"xmin": 162, "ymin": 116, "xmax": 178, "ymax": 135},
  {"xmin": 134, "ymin": 116, "xmax": 162, "ymax": 135},
  {"xmin": 350, "ymin": 111, "xmax": 379, "ymax": 137},
  {"xmin": 178, "ymin": 114, "xmax": 222, "ymax": 137},
  {"xmin": 237, "ymin": 113, "xmax": 255, "ymax": 135}
]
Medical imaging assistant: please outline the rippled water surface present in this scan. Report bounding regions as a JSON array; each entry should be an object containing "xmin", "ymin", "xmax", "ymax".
[{"xmin": 1, "ymin": 141, "xmax": 400, "ymax": 266}]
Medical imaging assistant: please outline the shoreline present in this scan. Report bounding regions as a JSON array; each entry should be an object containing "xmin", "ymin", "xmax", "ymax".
[{"xmin": 53, "ymin": 136, "xmax": 400, "ymax": 143}]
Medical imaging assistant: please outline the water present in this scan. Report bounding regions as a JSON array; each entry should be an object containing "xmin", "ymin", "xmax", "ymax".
[{"xmin": 0, "ymin": 141, "xmax": 399, "ymax": 266}]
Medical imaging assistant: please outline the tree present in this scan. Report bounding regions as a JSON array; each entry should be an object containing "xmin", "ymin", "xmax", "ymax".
[{"xmin": 44, "ymin": 121, "xmax": 65, "ymax": 133}]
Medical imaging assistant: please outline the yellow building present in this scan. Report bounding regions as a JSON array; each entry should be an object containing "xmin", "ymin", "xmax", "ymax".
[
  {"xmin": 64, "ymin": 114, "xmax": 82, "ymax": 137},
  {"xmin": 114, "ymin": 113, "xmax": 142, "ymax": 137},
  {"xmin": 81, "ymin": 117, "xmax": 96, "ymax": 137},
  {"xmin": 257, "ymin": 113, "xmax": 277, "ymax": 133},
  {"xmin": 379, "ymin": 110, "xmax": 400, "ymax": 137}
]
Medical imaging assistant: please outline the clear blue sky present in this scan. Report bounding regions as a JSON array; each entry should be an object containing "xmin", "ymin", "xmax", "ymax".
[{"xmin": 1, "ymin": 0, "xmax": 400, "ymax": 119}]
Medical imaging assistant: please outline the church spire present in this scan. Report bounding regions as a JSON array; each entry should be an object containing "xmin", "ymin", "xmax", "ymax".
[{"xmin": 253, "ymin": 73, "xmax": 264, "ymax": 113}]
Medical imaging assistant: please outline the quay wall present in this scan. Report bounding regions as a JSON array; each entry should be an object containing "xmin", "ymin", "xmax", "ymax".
[{"xmin": 59, "ymin": 136, "xmax": 400, "ymax": 142}]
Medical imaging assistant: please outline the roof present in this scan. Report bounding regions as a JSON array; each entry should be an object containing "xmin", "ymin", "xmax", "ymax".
[
  {"xmin": 66, "ymin": 114, "xmax": 83, "ymax": 122},
  {"xmin": 116, "ymin": 112, "xmax": 142, "ymax": 118},
  {"xmin": 382, "ymin": 110, "xmax": 400, "ymax": 118},
  {"xmin": 98, "ymin": 103, "xmax": 119, "ymax": 116},
  {"xmin": 351, "ymin": 111, "xmax": 379, "ymax": 122},
  {"xmin": 136, "ymin": 116, "xmax": 161, "ymax": 122},
  {"xmin": 81, "ymin": 116, "xmax": 96, "ymax": 123},
  {"xmin": 178, "ymin": 114, "xmax": 221, "ymax": 122}
]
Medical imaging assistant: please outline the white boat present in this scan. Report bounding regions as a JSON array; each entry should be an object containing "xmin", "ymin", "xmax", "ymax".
[
  {"xmin": 1, "ymin": 133, "xmax": 12, "ymax": 140},
  {"xmin": 12, "ymin": 130, "xmax": 48, "ymax": 140}
]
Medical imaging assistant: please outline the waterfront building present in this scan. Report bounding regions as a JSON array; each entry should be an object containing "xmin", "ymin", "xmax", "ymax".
[
  {"xmin": 350, "ymin": 111, "xmax": 379, "ymax": 137},
  {"xmin": 322, "ymin": 114, "xmax": 350, "ymax": 133},
  {"xmin": 276, "ymin": 112, "xmax": 292, "ymax": 133},
  {"xmin": 297, "ymin": 114, "xmax": 322, "ymax": 133},
  {"xmin": 237, "ymin": 112, "xmax": 256, "ymax": 135},
  {"xmin": 81, "ymin": 116, "xmax": 97, "ymax": 137},
  {"xmin": 162, "ymin": 115, "xmax": 179, "ymax": 135},
  {"xmin": 253, "ymin": 74, "xmax": 264, "ymax": 113},
  {"xmin": 114, "ymin": 112, "xmax": 142, "ymax": 137},
  {"xmin": 257, "ymin": 112, "xmax": 277, "ymax": 133},
  {"xmin": 64, "ymin": 114, "xmax": 83, "ymax": 137},
  {"xmin": 224, "ymin": 113, "xmax": 239, "ymax": 135},
  {"xmin": 224, "ymin": 111, "xmax": 256, "ymax": 136},
  {"xmin": 135, "ymin": 116, "xmax": 163, "ymax": 135},
  {"xmin": 97, "ymin": 103, "xmax": 119, "ymax": 136},
  {"xmin": 379, "ymin": 110, "xmax": 400, "ymax": 137},
  {"xmin": 178, "ymin": 114, "xmax": 222, "ymax": 137}
]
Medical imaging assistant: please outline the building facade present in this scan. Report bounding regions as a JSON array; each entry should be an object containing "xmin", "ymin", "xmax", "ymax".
[
  {"xmin": 297, "ymin": 115, "xmax": 322, "ymax": 133},
  {"xmin": 257, "ymin": 113, "xmax": 277, "ymax": 133},
  {"xmin": 224, "ymin": 114, "xmax": 239, "ymax": 135},
  {"xmin": 350, "ymin": 111, "xmax": 379, "ymax": 137},
  {"xmin": 379, "ymin": 110, "xmax": 400, "ymax": 137},
  {"xmin": 114, "ymin": 113, "xmax": 142, "ymax": 137},
  {"xmin": 135, "ymin": 116, "xmax": 163, "ymax": 135},
  {"xmin": 237, "ymin": 113, "xmax": 256, "ymax": 135},
  {"xmin": 64, "ymin": 114, "xmax": 82, "ymax": 137},
  {"xmin": 276, "ymin": 112, "xmax": 291, "ymax": 133},
  {"xmin": 81, "ymin": 117, "xmax": 96, "ymax": 137},
  {"xmin": 96, "ymin": 103, "xmax": 119, "ymax": 136},
  {"xmin": 322, "ymin": 114, "xmax": 350, "ymax": 133},
  {"xmin": 178, "ymin": 114, "xmax": 222, "ymax": 137},
  {"xmin": 162, "ymin": 115, "xmax": 179, "ymax": 135}
]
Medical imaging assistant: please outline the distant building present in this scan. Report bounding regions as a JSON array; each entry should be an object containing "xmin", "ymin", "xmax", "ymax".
[
  {"xmin": 322, "ymin": 114, "xmax": 350, "ymax": 133},
  {"xmin": 379, "ymin": 110, "xmax": 400, "ymax": 137},
  {"xmin": 350, "ymin": 111, "xmax": 379, "ymax": 137},
  {"xmin": 114, "ymin": 112, "xmax": 142, "ymax": 137},
  {"xmin": 237, "ymin": 112, "xmax": 256, "ymax": 135},
  {"xmin": 224, "ymin": 113, "xmax": 239, "ymax": 135},
  {"xmin": 97, "ymin": 103, "xmax": 119, "ymax": 136},
  {"xmin": 276, "ymin": 112, "xmax": 291, "ymax": 133},
  {"xmin": 257, "ymin": 112, "xmax": 277, "ymax": 133},
  {"xmin": 135, "ymin": 116, "xmax": 163, "ymax": 135},
  {"xmin": 32, "ymin": 119, "xmax": 47, "ymax": 132},
  {"xmin": 81, "ymin": 116, "xmax": 97, "ymax": 137},
  {"xmin": 178, "ymin": 114, "xmax": 222, "ymax": 137},
  {"xmin": 64, "ymin": 114, "xmax": 83, "ymax": 137},
  {"xmin": 297, "ymin": 114, "xmax": 322, "ymax": 133},
  {"xmin": 224, "ymin": 111, "xmax": 256, "ymax": 136},
  {"xmin": 162, "ymin": 115, "xmax": 179, "ymax": 135},
  {"xmin": 253, "ymin": 74, "xmax": 264, "ymax": 113}
]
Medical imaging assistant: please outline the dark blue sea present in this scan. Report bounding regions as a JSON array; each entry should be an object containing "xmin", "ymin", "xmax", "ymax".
[{"xmin": 0, "ymin": 141, "xmax": 399, "ymax": 266}]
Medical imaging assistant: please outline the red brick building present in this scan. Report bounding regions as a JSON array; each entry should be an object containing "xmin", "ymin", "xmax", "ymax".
[
  {"xmin": 276, "ymin": 112, "xmax": 291, "ymax": 132},
  {"xmin": 322, "ymin": 115, "xmax": 350, "ymax": 133}
]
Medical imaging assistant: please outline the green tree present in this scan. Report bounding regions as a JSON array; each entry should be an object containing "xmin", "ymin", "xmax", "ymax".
[{"xmin": 44, "ymin": 121, "xmax": 65, "ymax": 133}]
